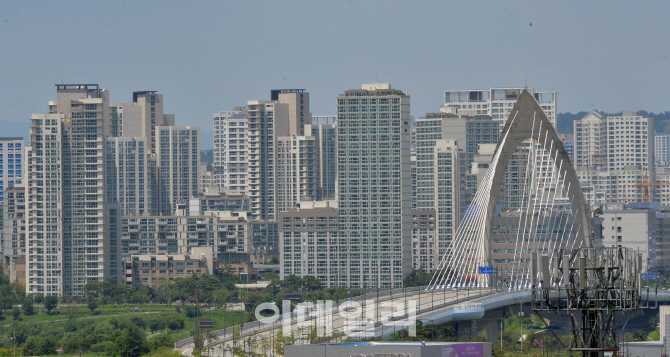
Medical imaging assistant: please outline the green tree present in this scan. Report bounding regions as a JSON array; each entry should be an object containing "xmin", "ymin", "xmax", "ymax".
[
  {"xmin": 300, "ymin": 276, "xmax": 322, "ymax": 292},
  {"xmin": 214, "ymin": 288, "xmax": 231, "ymax": 305},
  {"xmin": 88, "ymin": 299, "xmax": 99, "ymax": 313},
  {"xmin": 22, "ymin": 336, "xmax": 37, "ymax": 356},
  {"xmin": 10, "ymin": 307, "xmax": 19, "ymax": 320},
  {"xmin": 166, "ymin": 317, "xmax": 185, "ymax": 330},
  {"xmin": 184, "ymin": 305, "xmax": 197, "ymax": 318},
  {"xmin": 32, "ymin": 294, "xmax": 44, "ymax": 304},
  {"xmin": 107, "ymin": 324, "xmax": 150, "ymax": 357},
  {"xmin": 150, "ymin": 332, "xmax": 175, "ymax": 350},
  {"xmin": 149, "ymin": 318, "xmax": 166, "ymax": 333},
  {"xmin": 44, "ymin": 295, "xmax": 58, "ymax": 314},
  {"xmin": 36, "ymin": 336, "xmax": 58, "ymax": 356},
  {"xmin": 22, "ymin": 297, "xmax": 35, "ymax": 316},
  {"xmin": 130, "ymin": 316, "xmax": 145, "ymax": 329}
]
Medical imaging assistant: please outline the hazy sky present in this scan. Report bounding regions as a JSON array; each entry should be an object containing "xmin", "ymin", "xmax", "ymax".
[{"xmin": 1, "ymin": 1, "xmax": 669, "ymax": 148}]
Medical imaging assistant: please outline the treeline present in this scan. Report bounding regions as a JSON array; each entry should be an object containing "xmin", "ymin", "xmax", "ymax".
[{"xmin": 0, "ymin": 264, "xmax": 361, "ymax": 356}]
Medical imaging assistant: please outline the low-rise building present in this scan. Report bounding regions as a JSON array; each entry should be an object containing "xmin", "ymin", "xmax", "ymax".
[{"xmin": 125, "ymin": 247, "xmax": 215, "ymax": 287}]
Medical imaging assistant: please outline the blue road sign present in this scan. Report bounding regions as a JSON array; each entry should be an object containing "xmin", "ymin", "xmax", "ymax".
[
  {"xmin": 642, "ymin": 273, "xmax": 658, "ymax": 279},
  {"xmin": 478, "ymin": 266, "xmax": 494, "ymax": 274}
]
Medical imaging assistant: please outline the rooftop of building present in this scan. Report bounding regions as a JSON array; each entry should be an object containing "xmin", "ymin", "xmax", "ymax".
[
  {"xmin": 340, "ymin": 83, "xmax": 408, "ymax": 97},
  {"xmin": 132, "ymin": 91, "xmax": 157, "ymax": 102},
  {"xmin": 270, "ymin": 89, "xmax": 306, "ymax": 100}
]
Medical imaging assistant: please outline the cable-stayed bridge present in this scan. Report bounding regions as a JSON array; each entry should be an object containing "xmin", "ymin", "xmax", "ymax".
[
  {"xmin": 428, "ymin": 89, "xmax": 591, "ymax": 290},
  {"xmin": 176, "ymin": 90, "xmax": 663, "ymax": 354}
]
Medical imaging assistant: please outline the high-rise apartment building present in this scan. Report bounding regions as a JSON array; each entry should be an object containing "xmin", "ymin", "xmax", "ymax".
[
  {"xmin": 574, "ymin": 111, "xmax": 654, "ymax": 173},
  {"xmin": 305, "ymin": 120, "xmax": 337, "ymax": 200},
  {"xmin": 120, "ymin": 207, "xmax": 250, "ymax": 265},
  {"xmin": 574, "ymin": 111, "xmax": 655, "ymax": 202},
  {"xmin": 418, "ymin": 112, "xmax": 499, "ymax": 205},
  {"xmin": 2, "ymin": 184, "xmax": 26, "ymax": 260},
  {"xmin": 213, "ymin": 90, "xmax": 310, "ymax": 219},
  {"xmin": 573, "ymin": 110, "xmax": 606, "ymax": 169},
  {"xmin": 336, "ymin": 83, "xmax": 412, "ymax": 288},
  {"xmin": 246, "ymin": 90, "xmax": 310, "ymax": 220},
  {"xmin": 656, "ymin": 133, "xmax": 670, "ymax": 166},
  {"xmin": 27, "ymin": 84, "xmax": 111, "ymax": 296},
  {"xmin": 105, "ymin": 137, "xmax": 151, "ymax": 216},
  {"xmin": 443, "ymin": 87, "xmax": 557, "ymax": 126},
  {"xmin": 0, "ymin": 138, "xmax": 24, "ymax": 202},
  {"xmin": 412, "ymin": 133, "xmax": 467, "ymax": 261},
  {"xmin": 577, "ymin": 166, "xmax": 648, "ymax": 203},
  {"xmin": 110, "ymin": 92, "xmax": 175, "ymax": 152},
  {"xmin": 198, "ymin": 163, "xmax": 213, "ymax": 193},
  {"xmin": 213, "ymin": 108, "xmax": 249, "ymax": 192},
  {"xmin": 276, "ymin": 135, "xmax": 320, "ymax": 210},
  {"xmin": 156, "ymin": 126, "xmax": 200, "ymax": 215},
  {"xmin": 278, "ymin": 201, "xmax": 339, "ymax": 285},
  {"xmin": 411, "ymin": 209, "xmax": 437, "ymax": 272},
  {"xmin": 270, "ymin": 89, "xmax": 311, "ymax": 136}
]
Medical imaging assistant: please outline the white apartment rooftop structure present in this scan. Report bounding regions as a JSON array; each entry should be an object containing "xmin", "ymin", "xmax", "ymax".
[{"xmin": 443, "ymin": 87, "xmax": 557, "ymax": 126}]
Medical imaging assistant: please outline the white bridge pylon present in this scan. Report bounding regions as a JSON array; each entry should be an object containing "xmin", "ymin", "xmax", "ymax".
[{"xmin": 428, "ymin": 90, "xmax": 591, "ymax": 291}]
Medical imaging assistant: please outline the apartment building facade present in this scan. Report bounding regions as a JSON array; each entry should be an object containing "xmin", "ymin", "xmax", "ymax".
[
  {"xmin": 156, "ymin": 126, "xmax": 200, "ymax": 215},
  {"xmin": 336, "ymin": 83, "xmax": 412, "ymax": 288},
  {"xmin": 120, "ymin": 206, "xmax": 250, "ymax": 265},
  {"xmin": 27, "ymin": 84, "xmax": 112, "ymax": 296},
  {"xmin": 278, "ymin": 201, "xmax": 339, "ymax": 285},
  {"xmin": 276, "ymin": 135, "xmax": 320, "ymax": 210},
  {"xmin": 105, "ymin": 137, "xmax": 152, "ymax": 216},
  {"xmin": 574, "ymin": 111, "xmax": 655, "ymax": 202},
  {"xmin": 213, "ymin": 108, "xmax": 249, "ymax": 193}
]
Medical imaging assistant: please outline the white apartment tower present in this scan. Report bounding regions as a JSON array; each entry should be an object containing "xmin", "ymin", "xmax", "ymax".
[
  {"xmin": 336, "ymin": 83, "xmax": 412, "ymax": 289},
  {"xmin": 213, "ymin": 108, "xmax": 249, "ymax": 193},
  {"xmin": 412, "ymin": 129, "xmax": 467, "ymax": 260},
  {"xmin": 575, "ymin": 111, "xmax": 655, "ymax": 202},
  {"xmin": 27, "ymin": 84, "xmax": 111, "ymax": 296},
  {"xmin": 105, "ymin": 137, "xmax": 150, "ymax": 216},
  {"xmin": 276, "ymin": 135, "xmax": 320, "ymax": 210},
  {"xmin": 444, "ymin": 87, "xmax": 557, "ymax": 126},
  {"xmin": 573, "ymin": 110, "xmax": 606, "ymax": 169},
  {"xmin": 246, "ymin": 90, "xmax": 310, "ymax": 220},
  {"xmin": 156, "ymin": 126, "xmax": 200, "ymax": 215}
]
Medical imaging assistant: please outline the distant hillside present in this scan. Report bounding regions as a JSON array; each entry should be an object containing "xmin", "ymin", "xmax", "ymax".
[
  {"xmin": 557, "ymin": 111, "xmax": 670, "ymax": 134},
  {"xmin": 201, "ymin": 149, "xmax": 213, "ymax": 165}
]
